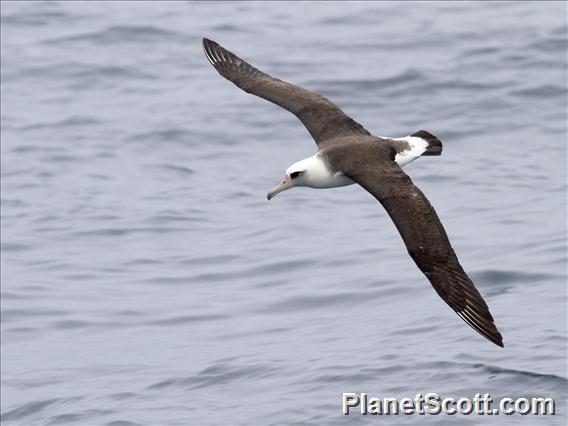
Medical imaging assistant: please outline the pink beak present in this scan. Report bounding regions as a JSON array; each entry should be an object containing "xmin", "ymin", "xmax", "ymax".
[{"xmin": 267, "ymin": 175, "xmax": 293, "ymax": 200}]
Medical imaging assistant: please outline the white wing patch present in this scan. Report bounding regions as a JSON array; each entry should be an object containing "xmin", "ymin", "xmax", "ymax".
[{"xmin": 393, "ymin": 136, "xmax": 429, "ymax": 168}]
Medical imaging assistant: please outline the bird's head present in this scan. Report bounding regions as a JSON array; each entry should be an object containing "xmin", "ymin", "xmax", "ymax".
[
  {"xmin": 266, "ymin": 160, "xmax": 309, "ymax": 200},
  {"xmin": 266, "ymin": 155, "xmax": 334, "ymax": 200},
  {"xmin": 266, "ymin": 157, "xmax": 315, "ymax": 200}
]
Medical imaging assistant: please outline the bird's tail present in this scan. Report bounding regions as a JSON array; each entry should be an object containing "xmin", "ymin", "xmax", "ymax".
[{"xmin": 412, "ymin": 130, "xmax": 442, "ymax": 156}]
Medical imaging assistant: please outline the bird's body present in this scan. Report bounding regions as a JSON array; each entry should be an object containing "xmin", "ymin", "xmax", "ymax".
[
  {"xmin": 202, "ymin": 38, "xmax": 504, "ymax": 347},
  {"xmin": 287, "ymin": 133, "xmax": 439, "ymax": 190}
]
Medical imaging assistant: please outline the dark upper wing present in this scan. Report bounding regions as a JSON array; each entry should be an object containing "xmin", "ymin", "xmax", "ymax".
[
  {"xmin": 340, "ymin": 148, "xmax": 503, "ymax": 347},
  {"xmin": 202, "ymin": 38, "xmax": 370, "ymax": 146}
]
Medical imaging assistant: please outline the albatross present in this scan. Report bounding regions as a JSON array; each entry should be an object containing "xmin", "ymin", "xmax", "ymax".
[{"xmin": 202, "ymin": 38, "xmax": 504, "ymax": 347}]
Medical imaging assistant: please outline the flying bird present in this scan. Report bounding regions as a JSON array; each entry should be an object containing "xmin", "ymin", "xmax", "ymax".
[{"xmin": 202, "ymin": 38, "xmax": 504, "ymax": 347}]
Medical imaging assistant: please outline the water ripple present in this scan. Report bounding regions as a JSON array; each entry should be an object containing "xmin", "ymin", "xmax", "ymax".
[
  {"xmin": 1, "ymin": 397, "xmax": 81, "ymax": 423},
  {"xmin": 44, "ymin": 25, "xmax": 188, "ymax": 45}
]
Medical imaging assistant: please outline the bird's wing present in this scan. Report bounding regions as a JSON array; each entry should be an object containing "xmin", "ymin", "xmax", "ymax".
[
  {"xmin": 202, "ymin": 38, "xmax": 370, "ymax": 146},
  {"xmin": 340, "ymin": 146, "xmax": 503, "ymax": 347}
]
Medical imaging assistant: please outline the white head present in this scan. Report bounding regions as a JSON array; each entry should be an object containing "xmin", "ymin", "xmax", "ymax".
[{"xmin": 266, "ymin": 154, "xmax": 337, "ymax": 200}]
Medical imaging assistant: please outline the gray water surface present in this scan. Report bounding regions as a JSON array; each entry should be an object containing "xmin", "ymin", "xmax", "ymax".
[{"xmin": 1, "ymin": 1, "xmax": 567, "ymax": 425}]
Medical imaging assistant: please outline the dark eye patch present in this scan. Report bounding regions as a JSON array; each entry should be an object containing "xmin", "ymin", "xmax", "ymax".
[{"xmin": 290, "ymin": 171, "xmax": 303, "ymax": 179}]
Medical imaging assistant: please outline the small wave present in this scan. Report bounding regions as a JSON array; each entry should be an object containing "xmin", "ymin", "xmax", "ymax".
[
  {"xmin": 106, "ymin": 392, "xmax": 139, "ymax": 402},
  {"xmin": 472, "ymin": 269, "xmax": 558, "ymax": 285},
  {"xmin": 71, "ymin": 226, "xmax": 185, "ymax": 238},
  {"xmin": 126, "ymin": 128, "xmax": 197, "ymax": 145},
  {"xmin": 210, "ymin": 23, "xmax": 251, "ymax": 33},
  {"xmin": 43, "ymin": 25, "xmax": 188, "ymax": 46},
  {"xmin": 469, "ymin": 363, "xmax": 568, "ymax": 394},
  {"xmin": 246, "ymin": 257, "xmax": 317, "ymax": 276},
  {"xmin": 478, "ymin": 363, "xmax": 566, "ymax": 383},
  {"xmin": 147, "ymin": 362, "xmax": 277, "ymax": 391},
  {"xmin": 1, "ymin": 9, "xmax": 71, "ymax": 27},
  {"xmin": 0, "ymin": 242, "xmax": 31, "ymax": 252},
  {"xmin": 426, "ymin": 77, "xmax": 505, "ymax": 93},
  {"xmin": 426, "ymin": 360, "xmax": 568, "ymax": 389},
  {"xmin": 45, "ymin": 409, "xmax": 116, "ymax": 425},
  {"xmin": 314, "ymin": 364, "xmax": 402, "ymax": 384},
  {"xmin": 460, "ymin": 45, "xmax": 500, "ymax": 58},
  {"xmin": 4, "ymin": 62, "xmax": 157, "ymax": 86},
  {"xmin": 177, "ymin": 254, "xmax": 240, "ymax": 267},
  {"xmin": 106, "ymin": 421, "xmax": 141, "ymax": 426},
  {"xmin": 52, "ymin": 319, "xmax": 94, "ymax": 330},
  {"xmin": 1, "ymin": 398, "xmax": 73, "ymax": 422},
  {"xmin": 1, "ymin": 292, "xmax": 30, "ymax": 300},
  {"xmin": 258, "ymin": 291, "xmax": 382, "ymax": 313},
  {"xmin": 3, "ymin": 308, "xmax": 68, "ymax": 322},
  {"xmin": 511, "ymin": 84, "xmax": 567, "ymax": 100},
  {"xmin": 527, "ymin": 36, "xmax": 567, "ymax": 53},
  {"xmin": 145, "ymin": 313, "xmax": 229, "ymax": 327},
  {"xmin": 8, "ymin": 144, "xmax": 62, "ymax": 154},
  {"xmin": 18, "ymin": 116, "xmax": 101, "ymax": 132},
  {"xmin": 41, "ymin": 154, "xmax": 81, "ymax": 163},
  {"xmin": 311, "ymin": 69, "xmax": 425, "ymax": 97},
  {"xmin": 46, "ymin": 413, "xmax": 85, "ymax": 425},
  {"xmin": 147, "ymin": 214, "xmax": 196, "ymax": 225},
  {"xmin": 156, "ymin": 164, "xmax": 195, "ymax": 176}
]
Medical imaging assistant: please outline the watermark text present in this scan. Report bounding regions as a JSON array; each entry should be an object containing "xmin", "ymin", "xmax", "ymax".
[{"xmin": 342, "ymin": 392, "xmax": 555, "ymax": 416}]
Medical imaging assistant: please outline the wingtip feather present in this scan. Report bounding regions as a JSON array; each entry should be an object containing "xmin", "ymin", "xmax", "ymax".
[
  {"xmin": 457, "ymin": 310, "xmax": 504, "ymax": 348},
  {"xmin": 203, "ymin": 37, "xmax": 224, "ymax": 67}
]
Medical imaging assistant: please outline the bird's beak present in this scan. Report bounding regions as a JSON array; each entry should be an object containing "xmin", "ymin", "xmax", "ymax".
[{"xmin": 267, "ymin": 175, "xmax": 293, "ymax": 200}]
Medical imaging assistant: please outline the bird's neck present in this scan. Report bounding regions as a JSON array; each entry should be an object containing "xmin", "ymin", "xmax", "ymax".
[{"xmin": 292, "ymin": 154, "xmax": 355, "ymax": 189}]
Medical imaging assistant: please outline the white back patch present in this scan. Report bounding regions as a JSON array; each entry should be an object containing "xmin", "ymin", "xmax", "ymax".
[{"xmin": 392, "ymin": 136, "xmax": 429, "ymax": 168}]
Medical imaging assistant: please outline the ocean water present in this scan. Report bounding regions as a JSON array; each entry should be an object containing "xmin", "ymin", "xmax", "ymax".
[{"xmin": 1, "ymin": 1, "xmax": 567, "ymax": 425}]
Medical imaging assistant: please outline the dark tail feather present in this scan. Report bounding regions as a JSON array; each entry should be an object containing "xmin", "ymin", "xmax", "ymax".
[{"xmin": 412, "ymin": 130, "xmax": 442, "ymax": 156}]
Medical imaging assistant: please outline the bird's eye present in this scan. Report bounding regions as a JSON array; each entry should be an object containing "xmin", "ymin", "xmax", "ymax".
[{"xmin": 290, "ymin": 171, "xmax": 303, "ymax": 179}]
